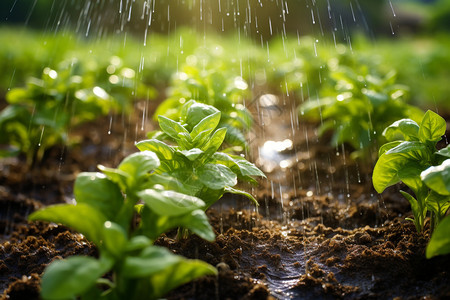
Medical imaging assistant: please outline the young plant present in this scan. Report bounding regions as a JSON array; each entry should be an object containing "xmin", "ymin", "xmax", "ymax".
[
  {"xmin": 373, "ymin": 110, "xmax": 450, "ymax": 233},
  {"xmin": 137, "ymin": 100, "xmax": 265, "ymax": 209},
  {"xmin": 0, "ymin": 57, "xmax": 154, "ymax": 165},
  {"xmin": 29, "ymin": 151, "xmax": 216, "ymax": 300},
  {"xmin": 300, "ymin": 66, "xmax": 423, "ymax": 160},
  {"xmin": 155, "ymin": 67, "xmax": 253, "ymax": 148}
]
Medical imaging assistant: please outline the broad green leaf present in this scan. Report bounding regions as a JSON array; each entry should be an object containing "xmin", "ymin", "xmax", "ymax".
[
  {"xmin": 385, "ymin": 141, "xmax": 428, "ymax": 156},
  {"xmin": 102, "ymin": 221, "xmax": 128, "ymax": 257},
  {"xmin": 74, "ymin": 172, "xmax": 123, "ymax": 220},
  {"xmin": 140, "ymin": 206, "xmax": 215, "ymax": 241},
  {"xmin": 373, "ymin": 153, "xmax": 414, "ymax": 193},
  {"xmin": 225, "ymin": 187, "xmax": 259, "ymax": 206},
  {"xmin": 437, "ymin": 145, "xmax": 450, "ymax": 159},
  {"xmin": 29, "ymin": 203, "xmax": 107, "ymax": 245},
  {"xmin": 398, "ymin": 162, "xmax": 428, "ymax": 194},
  {"xmin": 378, "ymin": 141, "xmax": 402, "ymax": 157},
  {"xmin": 138, "ymin": 189, "xmax": 205, "ymax": 216},
  {"xmin": 421, "ymin": 159, "xmax": 450, "ymax": 196},
  {"xmin": 125, "ymin": 235, "xmax": 152, "ymax": 252},
  {"xmin": 382, "ymin": 118, "xmax": 419, "ymax": 142},
  {"xmin": 180, "ymin": 148, "xmax": 204, "ymax": 161},
  {"xmin": 234, "ymin": 158, "xmax": 266, "ymax": 178},
  {"xmin": 158, "ymin": 115, "xmax": 189, "ymax": 140},
  {"xmin": 97, "ymin": 165, "xmax": 129, "ymax": 192},
  {"xmin": 222, "ymin": 123, "xmax": 247, "ymax": 147},
  {"xmin": 136, "ymin": 139, "xmax": 175, "ymax": 161},
  {"xmin": 122, "ymin": 246, "xmax": 180, "ymax": 278},
  {"xmin": 198, "ymin": 163, "xmax": 237, "ymax": 190},
  {"xmin": 211, "ymin": 152, "xmax": 239, "ymax": 168},
  {"xmin": 177, "ymin": 132, "xmax": 193, "ymax": 149},
  {"xmin": 418, "ymin": 110, "xmax": 446, "ymax": 143},
  {"xmin": 146, "ymin": 257, "xmax": 217, "ymax": 299},
  {"xmin": 190, "ymin": 111, "xmax": 221, "ymax": 139},
  {"xmin": 426, "ymin": 215, "xmax": 450, "ymax": 258},
  {"xmin": 185, "ymin": 102, "xmax": 220, "ymax": 128},
  {"xmin": 40, "ymin": 256, "xmax": 113, "ymax": 300},
  {"xmin": 203, "ymin": 127, "xmax": 227, "ymax": 153},
  {"xmin": 118, "ymin": 151, "xmax": 160, "ymax": 179},
  {"xmin": 180, "ymin": 209, "xmax": 216, "ymax": 241}
]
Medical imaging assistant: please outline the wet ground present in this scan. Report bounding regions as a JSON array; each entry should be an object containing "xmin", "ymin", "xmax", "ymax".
[{"xmin": 1, "ymin": 95, "xmax": 450, "ymax": 299}]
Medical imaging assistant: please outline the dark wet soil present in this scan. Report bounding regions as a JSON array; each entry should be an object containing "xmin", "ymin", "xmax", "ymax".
[{"xmin": 1, "ymin": 95, "xmax": 450, "ymax": 300}]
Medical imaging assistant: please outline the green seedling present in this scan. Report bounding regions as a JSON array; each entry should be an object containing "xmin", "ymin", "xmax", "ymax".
[
  {"xmin": 155, "ymin": 67, "xmax": 252, "ymax": 148},
  {"xmin": 300, "ymin": 65, "xmax": 423, "ymax": 160},
  {"xmin": 0, "ymin": 57, "xmax": 155, "ymax": 165},
  {"xmin": 29, "ymin": 151, "xmax": 216, "ymax": 300},
  {"xmin": 373, "ymin": 110, "xmax": 450, "ymax": 233},
  {"xmin": 137, "ymin": 100, "xmax": 265, "ymax": 209}
]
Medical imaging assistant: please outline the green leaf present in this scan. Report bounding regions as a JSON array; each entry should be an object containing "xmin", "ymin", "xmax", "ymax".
[
  {"xmin": 138, "ymin": 189, "xmax": 205, "ymax": 216},
  {"xmin": 102, "ymin": 221, "xmax": 128, "ymax": 257},
  {"xmin": 190, "ymin": 111, "xmax": 221, "ymax": 139},
  {"xmin": 178, "ymin": 209, "xmax": 216, "ymax": 241},
  {"xmin": 225, "ymin": 187, "xmax": 259, "ymax": 206},
  {"xmin": 97, "ymin": 165, "xmax": 129, "ymax": 192},
  {"xmin": 29, "ymin": 203, "xmax": 107, "ymax": 245},
  {"xmin": 118, "ymin": 151, "xmax": 160, "ymax": 179},
  {"xmin": 203, "ymin": 127, "xmax": 227, "ymax": 153},
  {"xmin": 234, "ymin": 158, "xmax": 266, "ymax": 178},
  {"xmin": 146, "ymin": 256, "xmax": 217, "ymax": 299},
  {"xmin": 373, "ymin": 153, "xmax": 415, "ymax": 193},
  {"xmin": 421, "ymin": 159, "xmax": 450, "ymax": 196},
  {"xmin": 125, "ymin": 235, "xmax": 152, "ymax": 252},
  {"xmin": 382, "ymin": 118, "xmax": 419, "ymax": 142},
  {"xmin": 136, "ymin": 139, "xmax": 175, "ymax": 161},
  {"xmin": 378, "ymin": 141, "xmax": 403, "ymax": 157},
  {"xmin": 74, "ymin": 173, "xmax": 123, "ymax": 220},
  {"xmin": 158, "ymin": 115, "xmax": 189, "ymax": 140},
  {"xmin": 222, "ymin": 123, "xmax": 247, "ymax": 147},
  {"xmin": 418, "ymin": 110, "xmax": 446, "ymax": 143},
  {"xmin": 385, "ymin": 141, "xmax": 427, "ymax": 156},
  {"xmin": 437, "ymin": 145, "xmax": 450, "ymax": 159},
  {"xmin": 198, "ymin": 163, "xmax": 237, "ymax": 190},
  {"xmin": 180, "ymin": 148, "xmax": 204, "ymax": 161},
  {"xmin": 122, "ymin": 246, "xmax": 181, "ymax": 278},
  {"xmin": 185, "ymin": 102, "xmax": 220, "ymax": 129},
  {"xmin": 40, "ymin": 256, "xmax": 113, "ymax": 300},
  {"xmin": 427, "ymin": 215, "xmax": 450, "ymax": 258},
  {"xmin": 140, "ymin": 207, "xmax": 215, "ymax": 242}
]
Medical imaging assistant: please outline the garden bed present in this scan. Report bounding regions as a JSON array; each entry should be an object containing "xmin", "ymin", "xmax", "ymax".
[{"xmin": 1, "ymin": 93, "xmax": 450, "ymax": 300}]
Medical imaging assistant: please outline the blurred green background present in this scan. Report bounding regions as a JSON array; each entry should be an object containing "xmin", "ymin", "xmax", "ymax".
[{"xmin": 0, "ymin": 0, "xmax": 447, "ymax": 40}]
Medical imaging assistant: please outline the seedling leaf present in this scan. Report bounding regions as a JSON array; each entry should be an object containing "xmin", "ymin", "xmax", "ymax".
[
  {"xmin": 158, "ymin": 115, "xmax": 189, "ymax": 140},
  {"xmin": 419, "ymin": 110, "xmax": 446, "ymax": 143},
  {"xmin": 138, "ymin": 189, "xmax": 205, "ymax": 216},
  {"xmin": 426, "ymin": 215, "xmax": 450, "ymax": 258},
  {"xmin": 74, "ymin": 172, "xmax": 123, "ymax": 220},
  {"xmin": 146, "ymin": 257, "xmax": 217, "ymax": 299},
  {"xmin": 190, "ymin": 111, "xmax": 221, "ymax": 139},
  {"xmin": 40, "ymin": 256, "xmax": 113, "ymax": 300},
  {"xmin": 225, "ymin": 187, "xmax": 259, "ymax": 206},
  {"xmin": 29, "ymin": 203, "xmax": 107, "ymax": 245},
  {"xmin": 382, "ymin": 118, "xmax": 419, "ymax": 141},
  {"xmin": 198, "ymin": 163, "xmax": 237, "ymax": 190},
  {"xmin": 421, "ymin": 159, "xmax": 450, "ymax": 196},
  {"xmin": 122, "ymin": 246, "xmax": 180, "ymax": 278}
]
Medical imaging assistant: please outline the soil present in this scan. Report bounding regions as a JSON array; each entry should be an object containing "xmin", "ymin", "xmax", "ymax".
[{"xmin": 1, "ymin": 94, "xmax": 450, "ymax": 300}]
